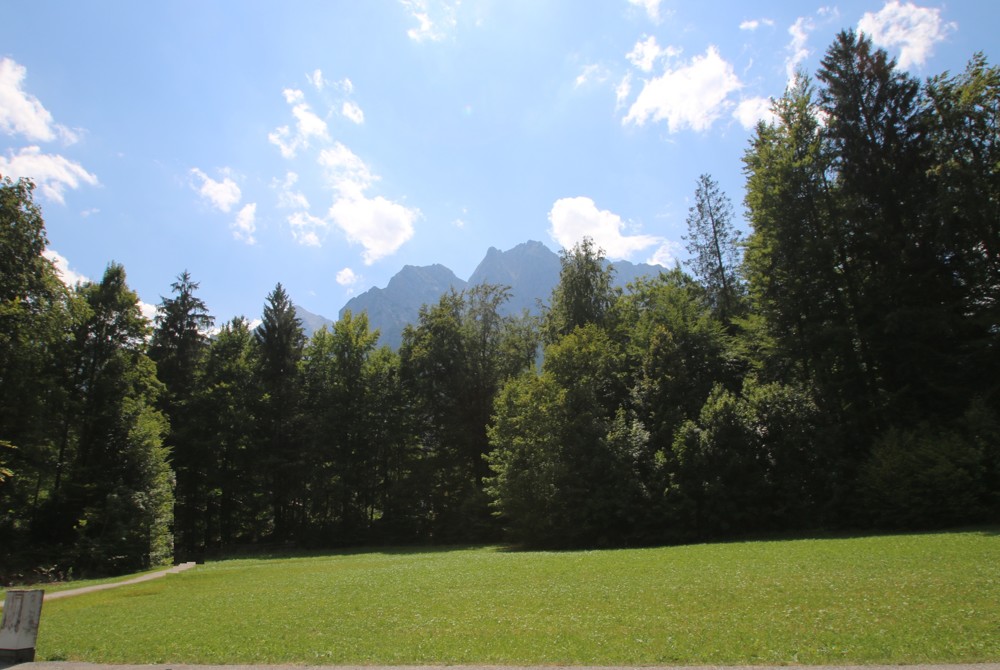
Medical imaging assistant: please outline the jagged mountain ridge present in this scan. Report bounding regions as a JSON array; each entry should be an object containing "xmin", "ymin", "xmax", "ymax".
[{"xmin": 332, "ymin": 240, "xmax": 664, "ymax": 349}]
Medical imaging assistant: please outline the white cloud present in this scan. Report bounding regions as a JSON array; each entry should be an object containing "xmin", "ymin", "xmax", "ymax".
[
  {"xmin": 734, "ymin": 96, "xmax": 777, "ymax": 129},
  {"xmin": 786, "ymin": 16, "xmax": 815, "ymax": 83},
  {"xmin": 576, "ymin": 64, "xmax": 610, "ymax": 88},
  {"xmin": 548, "ymin": 196, "xmax": 664, "ymax": 260},
  {"xmin": 43, "ymin": 248, "xmax": 89, "ymax": 287},
  {"xmin": 274, "ymin": 171, "xmax": 310, "ymax": 210},
  {"xmin": 615, "ymin": 73, "xmax": 633, "ymax": 109},
  {"xmin": 307, "ymin": 69, "xmax": 325, "ymax": 91},
  {"xmin": 628, "ymin": 0, "xmax": 664, "ymax": 24},
  {"xmin": 623, "ymin": 46, "xmax": 742, "ymax": 133},
  {"xmin": 627, "ymin": 35, "xmax": 680, "ymax": 73},
  {"xmin": 336, "ymin": 267, "xmax": 360, "ymax": 287},
  {"xmin": 191, "ymin": 167, "xmax": 241, "ymax": 213},
  {"xmin": 858, "ymin": 1, "xmax": 956, "ymax": 69},
  {"xmin": 0, "ymin": 57, "xmax": 78, "ymax": 144},
  {"xmin": 315, "ymin": 142, "xmax": 419, "ymax": 260},
  {"xmin": 0, "ymin": 146, "xmax": 99, "ymax": 204},
  {"xmin": 740, "ymin": 18, "xmax": 775, "ymax": 31},
  {"xmin": 139, "ymin": 301, "xmax": 158, "ymax": 323},
  {"xmin": 401, "ymin": 0, "xmax": 459, "ymax": 42},
  {"xmin": 329, "ymin": 195, "xmax": 418, "ymax": 265},
  {"xmin": 647, "ymin": 241, "xmax": 681, "ymax": 267},
  {"xmin": 341, "ymin": 101, "xmax": 365, "ymax": 124},
  {"xmin": 232, "ymin": 203, "xmax": 257, "ymax": 245},
  {"xmin": 319, "ymin": 142, "xmax": 377, "ymax": 198},
  {"xmin": 269, "ymin": 89, "xmax": 330, "ymax": 159},
  {"xmin": 288, "ymin": 211, "xmax": 327, "ymax": 247}
]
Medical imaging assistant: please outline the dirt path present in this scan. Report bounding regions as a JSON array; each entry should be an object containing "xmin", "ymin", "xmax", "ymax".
[{"xmin": 1, "ymin": 563, "xmax": 197, "ymax": 607}]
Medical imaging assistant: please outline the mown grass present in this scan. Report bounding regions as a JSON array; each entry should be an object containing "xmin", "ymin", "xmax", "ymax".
[{"xmin": 34, "ymin": 530, "xmax": 1000, "ymax": 665}]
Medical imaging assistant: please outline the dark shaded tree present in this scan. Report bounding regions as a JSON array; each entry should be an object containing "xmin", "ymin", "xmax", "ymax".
[
  {"xmin": 149, "ymin": 271, "xmax": 213, "ymax": 560},
  {"xmin": 62, "ymin": 264, "xmax": 173, "ymax": 573},
  {"xmin": 254, "ymin": 283, "xmax": 305, "ymax": 541}
]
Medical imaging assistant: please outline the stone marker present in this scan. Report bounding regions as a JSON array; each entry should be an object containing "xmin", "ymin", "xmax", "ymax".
[{"xmin": 0, "ymin": 589, "xmax": 44, "ymax": 663}]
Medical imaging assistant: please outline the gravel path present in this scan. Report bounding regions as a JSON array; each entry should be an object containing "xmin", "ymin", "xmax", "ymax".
[
  {"xmin": 1, "ymin": 562, "xmax": 197, "ymax": 609},
  {"xmin": 37, "ymin": 563, "xmax": 197, "ymax": 602}
]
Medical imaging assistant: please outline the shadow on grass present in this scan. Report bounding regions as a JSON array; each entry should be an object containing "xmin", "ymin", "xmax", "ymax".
[
  {"xmin": 195, "ymin": 524, "xmax": 999, "ymax": 564},
  {"xmin": 494, "ymin": 524, "xmax": 1000, "ymax": 553},
  {"xmin": 205, "ymin": 542, "xmax": 506, "ymax": 564}
]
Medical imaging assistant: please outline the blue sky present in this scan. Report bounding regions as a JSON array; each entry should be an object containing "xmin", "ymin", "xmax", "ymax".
[{"xmin": 1, "ymin": 0, "xmax": 994, "ymax": 324}]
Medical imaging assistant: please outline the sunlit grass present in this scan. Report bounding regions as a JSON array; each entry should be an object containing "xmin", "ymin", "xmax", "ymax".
[{"xmin": 35, "ymin": 530, "xmax": 1000, "ymax": 665}]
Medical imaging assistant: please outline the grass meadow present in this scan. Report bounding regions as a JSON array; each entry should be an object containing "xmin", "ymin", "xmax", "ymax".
[{"xmin": 30, "ymin": 530, "xmax": 1000, "ymax": 665}]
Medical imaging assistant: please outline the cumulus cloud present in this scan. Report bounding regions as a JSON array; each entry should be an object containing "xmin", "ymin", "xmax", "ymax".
[
  {"xmin": 0, "ymin": 146, "xmax": 99, "ymax": 204},
  {"xmin": 268, "ymin": 76, "xmax": 418, "ymax": 261},
  {"xmin": 734, "ymin": 96, "xmax": 777, "ymax": 129},
  {"xmin": 190, "ymin": 168, "xmax": 241, "ymax": 213},
  {"xmin": 274, "ymin": 171, "xmax": 310, "ymax": 210},
  {"xmin": 288, "ymin": 211, "xmax": 327, "ymax": 247},
  {"xmin": 740, "ymin": 18, "xmax": 775, "ymax": 31},
  {"xmin": 43, "ymin": 248, "xmax": 89, "ymax": 287},
  {"xmin": 0, "ymin": 57, "xmax": 78, "ymax": 144},
  {"xmin": 628, "ymin": 0, "xmax": 665, "ymax": 24},
  {"xmin": 341, "ymin": 101, "xmax": 365, "ymax": 124},
  {"xmin": 647, "ymin": 240, "xmax": 681, "ymax": 267},
  {"xmin": 269, "ymin": 88, "xmax": 330, "ymax": 158},
  {"xmin": 401, "ymin": 0, "xmax": 459, "ymax": 42},
  {"xmin": 329, "ymin": 195, "xmax": 418, "ymax": 265},
  {"xmin": 548, "ymin": 196, "xmax": 664, "ymax": 260},
  {"xmin": 623, "ymin": 46, "xmax": 742, "ymax": 132},
  {"xmin": 858, "ymin": 1, "xmax": 956, "ymax": 69},
  {"xmin": 307, "ymin": 69, "xmax": 326, "ymax": 91},
  {"xmin": 312, "ymin": 143, "xmax": 418, "ymax": 260},
  {"xmin": 336, "ymin": 267, "xmax": 360, "ymax": 287},
  {"xmin": 139, "ymin": 301, "xmax": 158, "ymax": 323},
  {"xmin": 626, "ymin": 35, "xmax": 680, "ymax": 73},
  {"xmin": 232, "ymin": 203, "xmax": 257, "ymax": 245},
  {"xmin": 319, "ymin": 142, "xmax": 376, "ymax": 198}
]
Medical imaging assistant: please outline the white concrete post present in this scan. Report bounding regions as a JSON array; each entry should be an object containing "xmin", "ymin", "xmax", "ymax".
[{"xmin": 0, "ymin": 589, "xmax": 44, "ymax": 663}]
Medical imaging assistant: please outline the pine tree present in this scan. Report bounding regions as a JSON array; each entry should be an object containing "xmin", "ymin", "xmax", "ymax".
[
  {"xmin": 683, "ymin": 174, "xmax": 743, "ymax": 322},
  {"xmin": 149, "ymin": 271, "xmax": 214, "ymax": 560},
  {"xmin": 254, "ymin": 283, "xmax": 305, "ymax": 540}
]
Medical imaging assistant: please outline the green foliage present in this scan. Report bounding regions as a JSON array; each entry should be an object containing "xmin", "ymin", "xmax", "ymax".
[
  {"xmin": 859, "ymin": 402, "xmax": 999, "ymax": 528},
  {"xmin": 669, "ymin": 378, "xmax": 824, "ymax": 537},
  {"xmin": 401, "ymin": 284, "xmax": 538, "ymax": 542},
  {"xmin": 543, "ymin": 237, "xmax": 618, "ymax": 342}
]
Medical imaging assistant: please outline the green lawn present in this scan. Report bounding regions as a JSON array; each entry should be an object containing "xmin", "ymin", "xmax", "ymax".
[{"xmin": 34, "ymin": 530, "xmax": 1000, "ymax": 665}]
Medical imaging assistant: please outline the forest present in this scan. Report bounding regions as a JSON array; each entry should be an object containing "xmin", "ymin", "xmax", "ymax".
[{"xmin": 1, "ymin": 31, "xmax": 998, "ymax": 578}]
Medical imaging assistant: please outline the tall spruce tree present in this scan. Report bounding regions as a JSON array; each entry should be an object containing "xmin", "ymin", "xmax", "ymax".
[
  {"xmin": 149, "ymin": 271, "xmax": 213, "ymax": 560},
  {"xmin": 254, "ymin": 283, "xmax": 305, "ymax": 540}
]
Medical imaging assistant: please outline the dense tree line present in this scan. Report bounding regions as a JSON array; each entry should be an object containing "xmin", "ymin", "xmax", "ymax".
[{"xmin": 1, "ymin": 32, "xmax": 997, "ymax": 576}]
